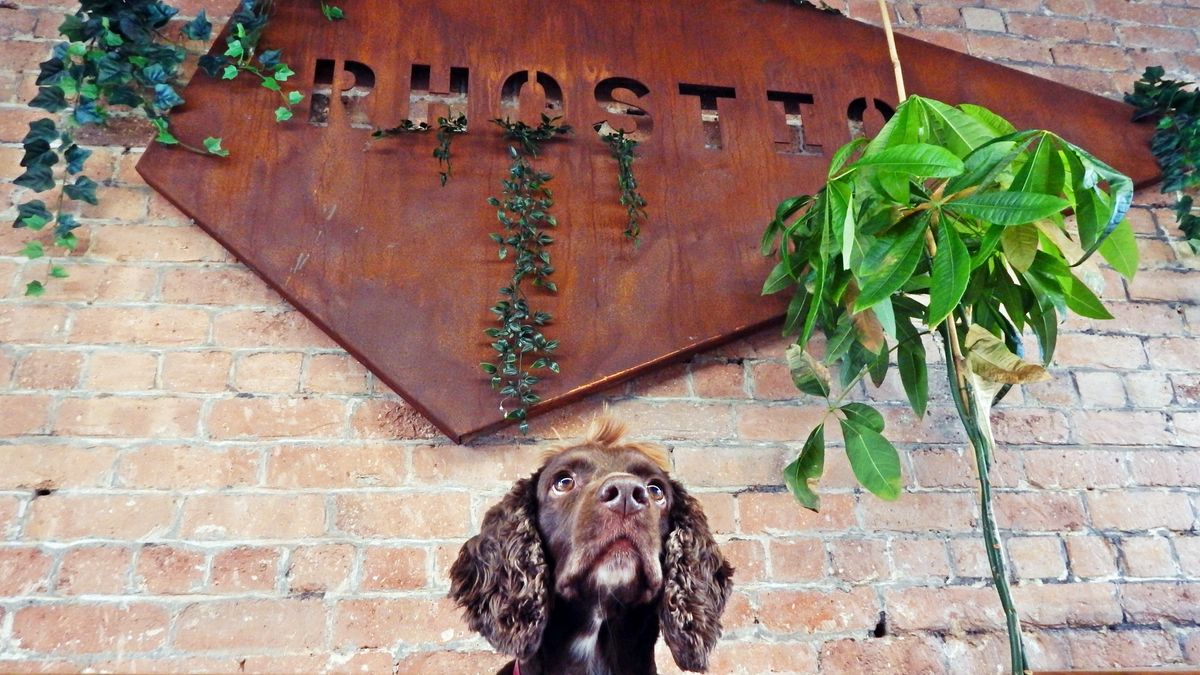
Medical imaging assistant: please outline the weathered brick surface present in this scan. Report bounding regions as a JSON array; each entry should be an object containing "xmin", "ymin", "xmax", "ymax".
[{"xmin": 0, "ymin": 0, "xmax": 1197, "ymax": 671}]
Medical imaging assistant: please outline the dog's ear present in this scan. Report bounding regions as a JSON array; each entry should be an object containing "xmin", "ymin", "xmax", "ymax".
[
  {"xmin": 448, "ymin": 474, "xmax": 549, "ymax": 660},
  {"xmin": 659, "ymin": 480, "xmax": 734, "ymax": 672}
]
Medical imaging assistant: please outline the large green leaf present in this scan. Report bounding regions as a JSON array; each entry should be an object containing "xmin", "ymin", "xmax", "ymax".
[
  {"xmin": 786, "ymin": 343, "xmax": 831, "ymax": 397},
  {"xmin": 896, "ymin": 314, "xmax": 928, "ymax": 417},
  {"xmin": 928, "ymin": 223, "xmax": 970, "ymax": 327},
  {"xmin": 1025, "ymin": 289, "xmax": 1058, "ymax": 364},
  {"xmin": 915, "ymin": 97, "xmax": 995, "ymax": 157},
  {"xmin": 852, "ymin": 143, "xmax": 964, "ymax": 178},
  {"xmin": 839, "ymin": 415, "xmax": 902, "ymax": 501},
  {"xmin": 854, "ymin": 216, "xmax": 928, "ymax": 311},
  {"xmin": 944, "ymin": 191, "xmax": 1069, "ymax": 225},
  {"xmin": 1001, "ymin": 223, "xmax": 1039, "ymax": 273},
  {"xmin": 1097, "ymin": 218, "xmax": 1138, "ymax": 279},
  {"xmin": 841, "ymin": 402, "xmax": 885, "ymax": 432},
  {"xmin": 783, "ymin": 424, "xmax": 825, "ymax": 512},
  {"xmin": 1029, "ymin": 252, "xmax": 1113, "ymax": 320},
  {"xmin": 1010, "ymin": 134, "xmax": 1065, "ymax": 196},
  {"xmin": 959, "ymin": 103, "xmax": 1017, "ymax": 136}
]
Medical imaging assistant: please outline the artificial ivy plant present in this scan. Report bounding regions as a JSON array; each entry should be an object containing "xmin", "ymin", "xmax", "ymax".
[{"xmin": 762, "ymin": 6, "xmax": 1138, "ymax": 671}]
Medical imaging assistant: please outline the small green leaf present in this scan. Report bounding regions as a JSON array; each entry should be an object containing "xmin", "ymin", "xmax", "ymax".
[
  {"xmin": 22, "ymin": 240, "xmax": 45, "ymax": 259},
  {"xmin": 786, "ymin": 343, "xmax": 831, "ymax": 398},
  {"xmin": 25, "ymin": 280, "xmax": 45, "ymax": 297},
  {"xmin": 784, "ymin": 424, "xmax": 825, "ymax": 512},
  {"xmin": 274, "ymin": 65, "xmax": 295, "ymax": 82},
  {"xmin": 202, "ymin": 137, "xmax": 229, "ymax": 157},
  {"xmin": 49, "ymin": 265, "xmax": 69, "ymax": 279},
  {"xmin": 287, "ymin": 90, "xmax": 304, "ymax": 105},
  {"xmin": 275, "ymin": 107, "xmax": 293, "ymax": 122},
  {"xmin": 260, "ymin": 77, "xmax": 281, "ymax": 92},
  {"xmin": 840, "ymin": 416, "xmax": 902, "ymax": 501},
  {"xmin": 928, "ymin": 223, "xmax": 970, "ymax": 326},
  {"xmin": 224, "ymin": 40, "xmax": 244, "ymax": 59},
  {"xmin": 840, "ymin": 402, "xmax": 885, "ymax": 433},
  {"xmin": 221, "ymin": 64, "xmax": 238, "ymax": 80}
]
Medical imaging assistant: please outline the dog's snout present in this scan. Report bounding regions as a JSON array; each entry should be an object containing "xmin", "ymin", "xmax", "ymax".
[{"xmin": 598, "ymin": 475, "xmax": 648, "ymax": 516}]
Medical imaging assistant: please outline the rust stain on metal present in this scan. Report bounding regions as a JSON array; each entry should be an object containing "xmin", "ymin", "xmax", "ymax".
[{"xmin": 137, "ymin": 0, "xmax": 1159, "ymax": 441}]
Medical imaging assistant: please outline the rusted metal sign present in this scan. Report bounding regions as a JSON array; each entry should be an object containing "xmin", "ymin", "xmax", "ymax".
[{"xmin": 138, "ymin": 0, "xmax": 1159, "ymax": 441}]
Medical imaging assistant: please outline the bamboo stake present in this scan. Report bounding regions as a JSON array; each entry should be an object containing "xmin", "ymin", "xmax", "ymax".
[{"xmin": 877, "ymin": 0, "xmax": 907, "ymax": 101}]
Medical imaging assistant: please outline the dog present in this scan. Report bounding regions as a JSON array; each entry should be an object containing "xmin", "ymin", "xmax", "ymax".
[{"xmin": 449, "ymin": 417, "xmax": 734, "ymax": 674}]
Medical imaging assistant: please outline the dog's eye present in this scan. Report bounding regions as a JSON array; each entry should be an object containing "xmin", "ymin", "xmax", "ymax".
[
  {"xmin": 647, "ymin": 481, "xmax": 666, "ymax": 503},
  {"xmin": 552, "ymin": 474, "xmax": 575, "ymax": 493}
]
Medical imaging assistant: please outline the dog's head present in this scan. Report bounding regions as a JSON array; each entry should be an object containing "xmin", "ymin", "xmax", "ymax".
[{"xmin": 448, "ymin": 417, "xmax": 733, "ymax": 672}]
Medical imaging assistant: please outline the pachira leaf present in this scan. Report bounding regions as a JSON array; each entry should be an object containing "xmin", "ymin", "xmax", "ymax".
[
  {"xmin": 895, "ymin": 313, "xmax": 928, "ymax": 417},
  {"xmin": 1062, "ymin": 142, "xmax": 1133, "ymax": 257},
  {"xmin": 928, "ymin": 223, "xmax": 970, "ymax": 327},
  {"xmin": 944, "ymin": 190, "xmax": 1070, "ymax": 226},
  {"xmin": 1001, "ymin": 223, "xmax": 1038, "ymax": 272},
  {"xmin": 866, "ymin": 96, "xmax": 923, "ymax": 153},
  {"xmin": 959, "ymin": 103, "xmax": 1018, "ymax": 136},
  {"xmin": 1025, "ymin": 290, "xmax": 1058, "ymax": 364},
  {"xmin": 784, "ymin": 424, "xmax": 825, "ymax": 512},
  {"xmin": 839, "ymin": 415, "xmax": 902, "ymax": 501},
  {"xmin": 786, "ymin": 343, "xmax": 831, "ymax": 398},
  {"xmin": 1010, "ymin": 134, "xmax": 1066, "ymax": 196},
  {"xmin": 854, "ymin": 215, "xmax": 928, "ymax": 311},
  {"xmin": 1029, "ymin": 252, "xmax": 1113, "ymax": 320},
  {"xmin": 1097, "ymin": 218, "xmax": 1138, "ymax": 279},
  {"xmin": 913, "ymin": 97, "xmax": 995, "ymax": 157},
  {"xmin": 1033, "ymin": 218, "xmax": 1106, "ymax": 296},
  {"xmin": 762, "ymin": 260, "xmax": 796, "ymax": 295},
  {"xmin": 964, "ymin": 324, "xmax": 1051, "ymax": 384},
  {"xmin": 852, "ymin": 143, "xmax": 964, "ymax": 178},
  {"xmin": 828, "ymin": 137, "xmax": 868, "ymax": 177},
  {"xmin": 840, "ymin": 401, "xmax": 885, "ymax": 433}
]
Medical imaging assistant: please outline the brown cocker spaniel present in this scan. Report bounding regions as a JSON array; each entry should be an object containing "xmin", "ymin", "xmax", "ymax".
[{"xmin": 449, "ymin": 417, "xmax": 734, "ymax": 674}]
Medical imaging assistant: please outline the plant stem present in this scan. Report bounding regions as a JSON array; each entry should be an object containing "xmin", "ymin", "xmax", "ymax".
[{"xmin": 877, "ymin": 0, "xmax": 907, "ymax": 101}]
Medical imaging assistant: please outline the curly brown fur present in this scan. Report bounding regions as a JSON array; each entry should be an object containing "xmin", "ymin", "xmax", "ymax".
[{"xmin": 448, "ymin": 418, "xmax": 733, "ymax": 673}]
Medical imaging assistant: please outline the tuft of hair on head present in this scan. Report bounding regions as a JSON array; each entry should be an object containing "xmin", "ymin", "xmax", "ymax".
[{"xmin": 542, "ymin": 415, "xmax": 670, "ymax": 470}]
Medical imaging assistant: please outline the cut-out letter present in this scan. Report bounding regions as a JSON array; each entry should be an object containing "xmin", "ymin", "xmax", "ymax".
[
  {"xmin": 847, "ymin": 97, "xmax": 895, "ymax": 140},
  {"xmin": 595, "ymin": 77, "xmax": 652, "ymax": 141},
  {"xmin": 500, "ymin": 70, "xmax": 564, "ymax": 123},
  {"xmin": 767, "ymin": 90, "xmax": 821, "ymax": 156},
  {"xmin": 308, "ymin": 58, "xmax": 335, "ymax": 126},
  {"xmin": 409, "ymin": 64, "xmax": 469, "ymax": 125},
  {"xmin": 339, "ymin": 60, "xmax": 376, "ymax": 129},
  {"xmin": 678, "ymin": 83, "xmax": 736, "ymax": 149}
]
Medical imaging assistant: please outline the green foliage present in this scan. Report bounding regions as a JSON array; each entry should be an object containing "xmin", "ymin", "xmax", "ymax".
[
  {"xmin": 482, "ymin": 116, "xmax": 571, "ymax": 432},
  {"xmin": 762, "ymin": 95, "xmax": 1137, "ymax": 507},
  {"xmin": 14, "ymin": 0, "xmax": 298, "ymax": 293},
  {"xmin": 369, "ymin": 114, "xmax": 468, "ymax": 186},
  {"xmin": 596, "ymin": 124, "xmax": 648, "ymax": 243},
  {"xmin": 198, "ymin": 7, "xmax": 304, "ymax": 122},
  {"xmin": 1126, "ymin": 66, "xmax": 1200, "ymax": 252},
  {"xmin": 320, "ymin": 1, "xmax": 345, "ymax": 20}
]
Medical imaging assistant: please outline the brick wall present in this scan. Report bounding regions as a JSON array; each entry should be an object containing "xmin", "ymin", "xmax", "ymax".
[{"xmin": 1, "ymin": 0, "xmax": 1198, "ymax": 672}]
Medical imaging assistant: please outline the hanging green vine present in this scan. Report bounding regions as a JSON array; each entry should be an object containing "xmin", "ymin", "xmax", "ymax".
[
  {"xmin": 13, "ymin": 0, "xmax": 302, "ymax": 295},
  {"xmin": 481, "ymin": 115, "xmax": 571, "ymax": 432},
  {"xmin": 1126, "ymin": 66, "xmax": 1200, "ymax": 252},
  {"xmin": 370, "ymin": 114, "xmax": 468, "ymax": 185},
  {"xmin": 596, "ymin": 124, "xmax": 648, "ymax": 244}
]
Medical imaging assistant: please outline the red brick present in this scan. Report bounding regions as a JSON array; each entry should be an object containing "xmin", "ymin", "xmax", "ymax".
[
  {"xmin": 1128, "ymin": 451, "xmax": 1200, "ymax": 487},
  {"xmin": 134, "ymin": 544, "xmax": 205, "ymax": 595},
  {"xmin": 626, "ymin": 361, "xmax": 690, "ymax": 397},
  {"xmin": 68, "ymin": 306, "xmax": 210, "ymax": 346},
  {"xmin": 671, "ymin": 445, "xmax": 789, "ymax": 488},
  {"xmin": 1087, "ymin": 491, "xmax": 1196, "ymax": 531},
  {"xmin": 1147, "ymin": 337, "xmax": 1200, "ymax": 371},
  {"xmin": 1005, "ymin": 13, "xmax": 1091, "ymax": 41},
  {"xmin": 720, "ymin": 538, "xmax": 767, "ymax": 583},
  {"xmin": 891, "ymin": 538, "xmax": 952, "ymax": 580},
  {"xmin": 692, "ymin": 492, "xmax": 736, "ymax": 535},
  {"xmin": 88, "ymin": 224, "xmax": 230, "ymax": 263},
  {"xmin": 350, "ymin": 398, "xmax": 440, "ymax": 440},
  {"xmin": 1069, "ymin": 628, "xmax": 1184, "ymax": 669},
  {"xmin": 968, "ymin": 33, "xmax": 1054, "ymax": 64},
  {"xmin": 1008, "ymin": 537, "xmax": 1067, "ymax": 580},
  {"xmin": 1129, "ymin": 270, "xmax": 1200, "ymax": 302},
  {"xmin": 769, "ymin": 538, "xmax": 827, "ymax": 582},
  {"xmin": 1052, "ymin": 42, "xmax": 1132, "ymax": 70},
  {"xmin": 12, "ymin": 603, "xmax": 170, "ymax": 653},
  {"xmin": 690, "ymin": 360, "xmax": 747, "ymax": 398},
  {"xmin": 210, "ymin": 546, "xmax": 280, "ymax": 593},
  {"xmin": 410, "ymin": 442, "xmax": 543, "ymax": 488},
  {"xmin": 174, "ymin": 599, "xmax": 326, "ymax": 650},
  {"xmin": 759, "ymin": 587, "xmax": 879, "ymax": 633},
  {"xmin": 160, "ymin": 266, "xmax": 280, "ymax": 306},
  {"xmin": 0, "ymin": 445, "xmax": 116, "ymax": 490},
  {"xmin": 160, "ymin": 351, "xmax": 232, "ymax": 392},
  {"xmin": 83, "ymin": 350, "xmax": 158, "ymax": 391},
  {"xmin": 1074, "ymin": 410, "xmax": 1172, "ymax": 446},
  {"xmin": 820, "ymin": 636, "xmax": 944, "ymax": 673},
  {"xmin": 0, "ymin": 305, "xmax": 67, "ymax": 344},
  {"xmin": 1022, "ymin": 449, "xmax": 1127, "ymax": 489},
  {"xmin": 180, "ymin": 494, "xmax": 326, "ymax": 540},
  {"xmin": 304, "ymin": 353, "xmax": 369, "ymax": 394},
  {"xmin": 1073, "ymin": 370, "xmax": 1126, "ymax": 408},
  {"xmin": 738, "ymin": 492, "xmax": 857, "ymax": 533},
  {"xmin": 206, "ymin": 396, "xmax": 347, "ymax": 439},
  {"xmin": 1124, "ymin": 372, "xmax": 1174, "ymax": 408},
  {"xmin": 1092, "ymin": 0, "xmax": 1167, "ymax": 24},
  {"xmin": 0, "ymin": 547, "xmax": 52, "ymax": 596},
  {"xmin": 55, "ymin": 396, "xmax": 202, "ymax": 438},
  {"xmin": 266, "ymin": 444, "xmax": 408, "ymax": 488},
  {"xmin": 14, "ymin": 349, "xmax": 83, "ymax": 390},
  {"xmin": 395, "ymin": 651, "xmax": 510, "ymax": 674},
  {"xmin": 0, "ymin": 394, "xmax": 51, "ymax": 435},
  {"xmin": 116, "ymin": 446, "xmax": 258, "ymax": 489},
  {"xmin": 213, "ymin": 310, "xmax": 337, "ymax": 349},
  {"xmin": 1055, "ymin": 334, "xmax": 1146, "ymax": 369},
  {"xmin": 736, "ymin": 405, "xmax": 832, "ymax": 442},
  {"xmin": 861, "ymin": 493, "xmax": 976, "ymax": 532},
  {"xmin": 1121, "ymin": 582, "xmax": 1200, "ymax": 623},
  {"xmin": 885, "ymin": 586, "xmax": 1004, "ymax": 632},
  {"xmin": 333, "ymin": 596, "xmax": 469, "ymax": 648},
  {"xmin": 1120, "ymin": 536, "xmax": 1179, "ymax": 578},
  {"xmin": 0, "ymin": 495, "xmax": 19, "ymax": 536},
  {"xmin": 25, "ymin": 494, "xmax": 177, "ymax": 540},
  {"xmin": 1066, "ymin": 535, "xmax": 1120, "ymax": 579},
  {"xmin": 950, "ymin": 538, "xmax": 991, "ymax": 579},
  {"xmin": 1014, "ymin": 582, "xmax": 1122, "ymax": 626},
  {"xmin": 336, "ymin": 492, "xmax": 471, "ymax": 538},
  {"xmin": 994, "ymin": 493, "xmax": 1088, "ymax": 532},
  {"xmin": 1178, "ymin": 537, "xmax": 1200, "ymax": 576},
  {"xmin": 597, "ymin": 400, "xmax": 736, "ymax": 441},
  {"xmin": 232, "ymin": 351, "xmax": 304, "ymax": 394},
  {"xmin": 749, "ymin": 361, "xmax": 803, "ymax": 400},
  {"xmin": 829, "ymin": 539, "xmax": 888, "ymax": 583},
  {"xmin": 55, "ymin": 546, "xmax": 131, "ymax": 595},
  {"xmin": 286, "ymin": 544, "xmax": 355, "ymax": 594},
  {"xmin": 360, "ymin": 546, "xmax": 428, "ymax": 591}
]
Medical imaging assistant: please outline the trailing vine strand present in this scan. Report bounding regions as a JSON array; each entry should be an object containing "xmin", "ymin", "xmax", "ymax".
[
  {"xmin": 481, "ymin": 115, "xmax": 571, "ymax": 432},
  {"xmin": 595, "ymin": 124, "xmax": 648, "ymax": 244},
  {"xmin": 370, "ymin": 114, "xmax": 468, "ymax": 186}
]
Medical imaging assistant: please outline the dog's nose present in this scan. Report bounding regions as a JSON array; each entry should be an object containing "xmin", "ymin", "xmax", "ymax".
[{"xmin": 598, "ymin": 475, "xmax": 648, "ymax": 516}]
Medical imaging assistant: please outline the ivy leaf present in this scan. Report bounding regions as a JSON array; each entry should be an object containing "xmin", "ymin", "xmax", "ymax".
[
  {"xmin": 287, "ymin": 90, "xmax": 304, "ymax": 105},
  {"xmin": 73, "ymin": 99, "xmax": 105, "ymax": 125},
  {"xmin": 64, "ymin": 175, "xmax": 99, "ymax": 205},
  {"xmin": 928, "ymin": 223, "xmax": 970, "ymax": 327},
  {"xmin": 784, "ymin": 424, "xmax": 825, "ymax": 512},
  {"xmin": 322, "ymin": 3, "xmax": 345, "ymax": 20},
  {"xmin": 55, "ymin": 213, "xmax": 79, "ymax": 239},
  {"xmin": 275, "ymin": 106, "xmax": 293, "ymax": 122},
  {"xmin": 273, "ymin": 64, "xmax": 295, "ymax": 82},
  {"xmin": 153, "ymin": 83, "xmax": 184, "ymax": 110},
  {"xmin": 30, "ymin": 86, "xmax": 68, "ymax": 113},
  {"xmin": 258, "ymin": 49, "xmax": 282, "ymax": 69},
  {"xmin": 198, "ymin": 54, "xmax": 226, "ymax": 78},
  {"xmin": 181, "ymin": 10, "xmax": 212, "ymax": 40},
  {"xmin": 224, "ymin": 39, "xmax": 245, "ymax": 59},
  {"xmin": 22, "ymin": 240, "xmax": 45, "ymax": 260},
  {"xmin": 14, "ymin": 201, "xmax": 52, "ymax": 230},
  {"xmin": 14, "ymin": 163, "xmax": 55, "ymax": 192},
  {"xmin": 203, "ymin": 137, "xmax": 229, "ymax": 157},
  {"xmin": 222, "ymin": 64, "xmax": 238, "ymax": 80},
  {"xmin": 25, "ymin": 281, "xmax": 46, "ymax": 297},
  {"xmin": 260, "ymin": 77, "xmax": 280, "ymax": 92},
  {"xmin": 50, "ymin": 265, "xmax": 69, "ymax": 279},
  {"xmin": 64, "ymin": 144, "xmax": 91, "ymax": 174},
  {"xmin": 839, "ymin": 415, "xmax": 902, "ymax": 501},
  {"xmin": 24, "ymin": 119, "xmax": 58, "ymax": 145}
]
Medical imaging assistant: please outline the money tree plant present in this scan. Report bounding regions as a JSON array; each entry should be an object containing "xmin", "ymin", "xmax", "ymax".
[{"xmin": 761, "ymin": 94, "xmax": 1138, "ymax": 672}]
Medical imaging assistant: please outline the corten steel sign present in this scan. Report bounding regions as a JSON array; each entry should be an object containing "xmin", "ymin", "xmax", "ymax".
[{"xmin": 138, "ymin": 0, "xmax": 1159, "ymax": 441}]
